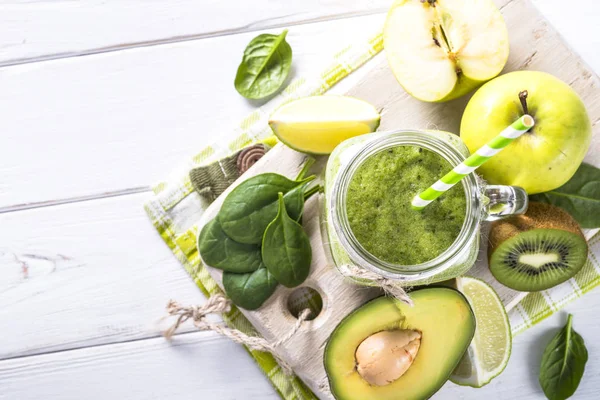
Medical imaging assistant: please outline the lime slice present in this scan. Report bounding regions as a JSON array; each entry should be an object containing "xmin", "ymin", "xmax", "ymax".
[
  {"xmin": 268, "ymin": 96, "xmax": 380, "ymax": 155},
  {"xmin": 450, "ymin": 276, "xmax": 512, "ymax": 387}
]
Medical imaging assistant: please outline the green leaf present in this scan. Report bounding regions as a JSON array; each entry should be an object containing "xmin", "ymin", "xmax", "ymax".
[
  {"xmin": 304, "ymin": 184, "xmax": 323, "ymax": 202},
  {"xmin": 222, "ymin": 264, "xmax": 279, "ymax": 310},
  {"xmin": 262, "ymin": 193, "xmax": 312, "ymax": 288},
  {"xmin": 284, "ymin": 182, "xmax": 310, "ymax": 222},
  {"xmin": 198, "ymin": 218, "xmax": 262, "ymax": 273},
  {"xmin": 295, "ymin": 157, "xmax": 316, "ymax": 181},
  {"xmin": 218, "ymin": 173, "xmax": 314, "ymax": 244},
  {"xmin": 539, "ymin": 314, "xmax": 588, "ymax": 400},
  {"xmin": 531, "ymin": 163, "xmax": 600, "ymax": 229},
  {"xmin": 234, "ymin": 29, "xmax": 292, "ymax": 99}
]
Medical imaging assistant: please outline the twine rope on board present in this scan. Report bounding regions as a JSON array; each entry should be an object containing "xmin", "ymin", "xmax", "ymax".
[
  {"xmin": 338, "ymin": 264, "xmax": 414, "ymax": 306},
  {"xmin": 163, "ymin": 293, "xmax": 311, "ymax": 376}
]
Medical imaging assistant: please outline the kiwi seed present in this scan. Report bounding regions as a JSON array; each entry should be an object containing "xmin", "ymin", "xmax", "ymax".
[{"xmin": 488, "ymin": 202, "xmax": 588, "ymax": 292}]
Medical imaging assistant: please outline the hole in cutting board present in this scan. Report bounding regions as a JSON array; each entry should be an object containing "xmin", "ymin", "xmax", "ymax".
[{"xmin": 287, "ymin": 286, "xmax": 323, "ymax": 321}]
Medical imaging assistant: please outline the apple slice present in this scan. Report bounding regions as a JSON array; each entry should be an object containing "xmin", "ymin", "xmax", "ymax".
[
  {"xmin": 269, "ymin": 96, "xmax": 380, "ymax": 154},
  {"xmin": 384, "ymin": 0, "xmax": 509, "ymax": 102}
]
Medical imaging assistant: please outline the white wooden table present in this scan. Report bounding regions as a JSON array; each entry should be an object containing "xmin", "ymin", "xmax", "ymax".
[{"xmin": 1, "ymin": 1, "xmax": 599, "ymax": 399}]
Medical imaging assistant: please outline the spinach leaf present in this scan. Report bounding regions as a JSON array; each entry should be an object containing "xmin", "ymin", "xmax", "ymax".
[
  {"xmin": 539, "ymin": 314, "xmax": 588, "ymax": 400},
  {"xmin": 304, "ymin": 184, "xmax": 323, "ymax": 201},
  {"xmin": 198, "ymin": 218, "xmax": 262, "ymax": 273},
  {"xmin": 295, "ymin": 157, "xmax": 315, "ymax": 181},
  {"xmin": 219, "ymin": 173, "xmax": 314, "ymax": 244},
  {"xmin": 222, "ymin": 264, "xmax": 279, "ymax": 310},
  {"xmin": 234, "ymin": 29, "xmax": 292, "ymax": 99},
  {"xmin": 531, "ymin": 163, "xmax": 600, "ymax": 229},
  {"xmin": 262, "ymin": 193, "xmax": 312, "ymax": 288},
  {"xmin": 283, "ymin": 182, "xmax": 310, "ymax": 222}
]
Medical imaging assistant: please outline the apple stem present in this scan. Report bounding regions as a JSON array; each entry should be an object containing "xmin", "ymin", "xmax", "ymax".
[
  {"xmin": 519, "ymin": 90, "xmax": 529, "ymax": 115},
  {"xmin": 420, "ymin": 0, "xmax": 437, "ymax": 6}
]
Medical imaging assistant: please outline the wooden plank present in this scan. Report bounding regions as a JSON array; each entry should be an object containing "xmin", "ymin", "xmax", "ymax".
[
  {"xmin": 1, "ymin": 2, "xmax": 599, "ymax": 399},
  {"xmin": 2, "ymin": 1, "xmax": 599, "ymax": 211},
  {"xmin": 3, "ymin": 292, "xmax": 600, "ymax": 400},
  {"xmin": 0, "ymin": 332, "xmax": 280, "ymax": 400},
  {"xmin": 0, "ymin": 193, "xmax": 207, "ymax": 360},
  {"xmin": 0, "ymin": 0, "xmax": 389, "ymax": 66},
  {"xmin": 530, "ymin": 0, "xmax": 600, "ymax": 73},
  {"xmin": 0, "ymin": 14, "xmax": 385, "ymax": 211}
]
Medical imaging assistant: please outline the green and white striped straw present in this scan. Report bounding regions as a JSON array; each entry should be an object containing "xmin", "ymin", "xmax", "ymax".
[{"xmin": 411, "ymin": 114, "xmax": 535, "ymax": 210}]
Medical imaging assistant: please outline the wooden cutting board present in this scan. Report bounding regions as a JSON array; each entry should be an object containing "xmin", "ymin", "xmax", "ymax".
[{"xmin": 198, "ymin": 1, "xmax": 600, "ymax": 398}]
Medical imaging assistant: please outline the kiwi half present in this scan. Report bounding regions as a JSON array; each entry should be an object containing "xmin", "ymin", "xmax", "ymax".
[{"xmin": 489, "ymin": 202, "xmax": 588, "ymax": 292}]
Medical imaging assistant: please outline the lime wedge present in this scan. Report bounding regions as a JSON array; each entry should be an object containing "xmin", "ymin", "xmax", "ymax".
[
  {"xmin": 268, "ymin": 96, "xmax": 380, "ymax": 155},
  {"xmin": 450, "ymin": 276, "xmax": 512, "ymax": 388}
]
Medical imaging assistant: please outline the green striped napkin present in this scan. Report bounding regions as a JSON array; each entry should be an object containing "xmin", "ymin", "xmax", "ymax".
[{"xmin": 144, "ymin": 26, "xmax": 599, "ymax": 399}]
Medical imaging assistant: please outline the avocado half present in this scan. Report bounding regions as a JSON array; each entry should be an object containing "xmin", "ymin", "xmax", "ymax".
[{"xmin": 324, "ymin": 288, "xmax": 476, "ymax": 400}]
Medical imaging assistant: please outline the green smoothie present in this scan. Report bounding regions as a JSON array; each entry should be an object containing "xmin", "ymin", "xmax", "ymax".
[{"xmin": 346, "ymin": 145, "xmax": 466, "ymax": 265}]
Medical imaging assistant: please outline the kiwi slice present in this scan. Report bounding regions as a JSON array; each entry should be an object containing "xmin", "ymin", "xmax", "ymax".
[{"xmin": 489, "ymin": 202, "xmax": 588, "ymax": 292}]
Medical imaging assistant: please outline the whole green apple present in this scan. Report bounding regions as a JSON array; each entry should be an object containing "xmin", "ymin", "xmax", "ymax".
[{"xmin": 460, "ymin": 71, "xmax": 591, "ymax": 194}]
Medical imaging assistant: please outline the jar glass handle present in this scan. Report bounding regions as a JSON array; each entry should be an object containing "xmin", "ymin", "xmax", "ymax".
[{"xmin": 483, "ymin": 185, "xmax": 528, "ymax": 221}]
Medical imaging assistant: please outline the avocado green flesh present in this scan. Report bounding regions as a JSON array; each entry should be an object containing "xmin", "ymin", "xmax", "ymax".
[{"xmin": 324, "ymin": 288, "xmax": 476, "ymax": 400}]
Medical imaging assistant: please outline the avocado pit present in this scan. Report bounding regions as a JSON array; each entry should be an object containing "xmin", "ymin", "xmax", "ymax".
[{"xmin": 355, "ymin": 329, "xmax": 422, "ymax": 386}]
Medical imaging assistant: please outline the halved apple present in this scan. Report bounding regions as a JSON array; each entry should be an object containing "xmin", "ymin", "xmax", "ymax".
[{"xmin": 384, "ymin": 0, "xmax": 509, "ymax": 102}]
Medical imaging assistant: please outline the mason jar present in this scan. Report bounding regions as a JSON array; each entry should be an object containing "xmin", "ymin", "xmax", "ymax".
[{"xmin": 323, "ymin": 130, "xmax": 528, "ymax": 286}]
